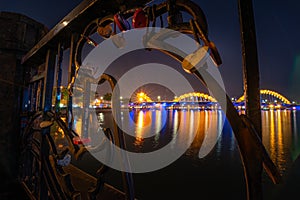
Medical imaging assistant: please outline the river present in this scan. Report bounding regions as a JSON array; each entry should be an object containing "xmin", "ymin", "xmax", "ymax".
[{"xmin": 69, "ymin": 109, "xmax": 300, "ymax": 199}]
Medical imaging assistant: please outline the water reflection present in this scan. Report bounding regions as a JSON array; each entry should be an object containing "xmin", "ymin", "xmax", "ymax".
[
  {"xmin": 69, "ymin": 109, "xmax": 299, "ymax": 175},
  {"xmin": 171, "ymin": 110, "xmax": 179, "ymax": 148},
  {"xmin": 291, "ymin": 110, "xmax": 300, "ymax": 160},
  {"xmin": 134, "ymin": 111, "xmax": 146, "ymax": 147},
  {"xmin": 262, "ymin": 110, "xmax": 294, "ymax": 174}
]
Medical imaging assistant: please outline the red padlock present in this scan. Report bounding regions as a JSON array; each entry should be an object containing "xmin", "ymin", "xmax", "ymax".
[
  {"xmin": 73, "ymin": 136, "xmax": 91, "ymax": 145},
  {"xmin": 132, "ymin": 8, "xmax": 148, "ymax": 28}
]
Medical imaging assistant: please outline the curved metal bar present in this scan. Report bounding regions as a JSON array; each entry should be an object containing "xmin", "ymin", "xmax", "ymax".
[
  {"xmin": 153, "ymin": 1, "xmax": 222, "ymax": 65},
  {"xmin": 145, "ymin": 26, "xmax": 281, "ymax": 198},
  {"xmin": 152, "ymin": 0, "xmax": 208, "ymax": 36},
  {"xmin": 97, "ymin": 73, "xmax": 135, "ymax": 200},
  {"xmin": 165, "ymin": 48, "xmax": 282, "ymax": 186},
  {"xmin": 148, "ymin": 0, "xmax": 223, "ymax": 66},
  {"xmin": 193, "ymin": 68, "xmax": 281, "ymax": 199},
  {"xmin": 70, "ymin": 0, "xmax": 220, "ymax": 95},
  {"xmin": 88, "ymin": 128, "xmax": 115, "ymax": 200},
  {"xmin": 66, "ymin": 14, "xmax": 137, "ymax": 197},
  {"xmin": 67, "ymin": 19, "xmax": 98, "ymax": 95},
  {"xmin": 20, "ymin": 111, "xmax": 76, "ymax": 199},
  {"xmin": 31, "ymin": 111, "xmax": 117, "ymax": 199},
  {"xmin": 67, "ymin": 1, "xmax": 279, "ymax": 199}
]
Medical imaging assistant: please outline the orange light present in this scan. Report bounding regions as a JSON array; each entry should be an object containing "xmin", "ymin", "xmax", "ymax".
[{"xmin": 136, "ymin": 92, "xmax": 153, "ymax": 102}]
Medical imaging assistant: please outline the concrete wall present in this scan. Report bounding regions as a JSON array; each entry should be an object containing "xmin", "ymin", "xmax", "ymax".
[{"xmin": 0, "ymin": 12, "xmax": 48, "ymax": 187}]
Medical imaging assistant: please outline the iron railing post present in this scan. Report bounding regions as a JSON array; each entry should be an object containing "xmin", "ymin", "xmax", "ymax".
[{"xmin": 238, "ymin": 0, "xmax": 263, "ymax": 199}]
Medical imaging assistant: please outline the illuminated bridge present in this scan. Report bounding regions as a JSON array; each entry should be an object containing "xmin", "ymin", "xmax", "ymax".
[
  {"xmin": 127, "ymin": 90, "xmax": 298, "ymax": 110},
  {"xmin": 236, "ymin": 89, "xmax": 291, "ymax": 104},
  {"xmin": 173, "ymin": 92, "xmax": 217, "ymax": 102},
  {"xmin": 129, "ymin": 92, "xmax": 220, "ymax": 110},
  {"xmin": 236, "ymin": 89, "xmax": 297, "ymax": 110}
]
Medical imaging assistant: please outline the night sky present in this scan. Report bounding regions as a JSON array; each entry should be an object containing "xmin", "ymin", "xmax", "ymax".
[{"xmin": 1, "ymin": 0, "xmax": 300, "ymax": 101}]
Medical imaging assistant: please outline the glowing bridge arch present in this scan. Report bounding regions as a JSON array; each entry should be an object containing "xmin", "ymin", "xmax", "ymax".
[
  {"xmin": 173, "ymin": 92, "xmax": 217, "ymax": 102},
  {"xmin": 236, "ymin": 89, "xmax": 291, "ymax": 104}
]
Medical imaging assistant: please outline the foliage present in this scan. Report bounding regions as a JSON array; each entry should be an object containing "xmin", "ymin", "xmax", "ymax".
[{"xmin": 103, "ymin": 93, "xmax": 112, "ymax": 101}]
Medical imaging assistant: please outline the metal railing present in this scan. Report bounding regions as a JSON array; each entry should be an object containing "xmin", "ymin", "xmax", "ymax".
[{"xmin": 19, "ymin": 0, "xmax": 283, "ymax": 199}]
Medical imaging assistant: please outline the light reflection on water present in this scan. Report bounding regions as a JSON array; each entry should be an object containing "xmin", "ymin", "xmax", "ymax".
[
  {"xmin": 54, "ymin": 108, "xmax": 300, "ymax": 199},
  {"xmin": 94, "ymin": 109, "xmax": 299, "ymax": 174},
  {"xmin": 262, "ymin": 110, "xmax": 296, "ymax": 173}
]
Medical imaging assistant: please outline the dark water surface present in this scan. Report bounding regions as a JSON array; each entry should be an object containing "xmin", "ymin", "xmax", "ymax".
[{"xmin": 70, "ymin": 109, "xmax": 300, "ymax": 200}]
